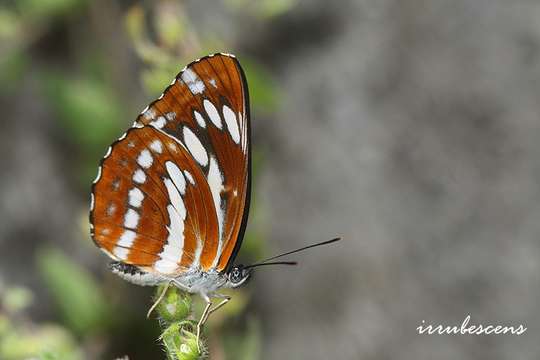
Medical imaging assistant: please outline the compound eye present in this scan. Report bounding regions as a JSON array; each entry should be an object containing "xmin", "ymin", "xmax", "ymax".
[{"xmin": 230, "ymin": 267, "xmax": 242, "ymax": 282}]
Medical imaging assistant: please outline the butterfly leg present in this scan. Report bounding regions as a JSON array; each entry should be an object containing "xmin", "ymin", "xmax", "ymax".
[
  {"xmin": 196, "ymin": 295, "xmax": 213, "ymax": 353},
  {"xmin": 146, "ymin": 280, "xmax": 173, "ymax": 318},
  {"xmin": 202, "ymin": 294, "xmax": 231, "ymax": 324},
  {"xmin": 195, "ymin": 294, "xmax": 231, "ymax": 353}
]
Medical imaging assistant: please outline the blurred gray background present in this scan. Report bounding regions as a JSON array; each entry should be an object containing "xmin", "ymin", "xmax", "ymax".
[
  {"xmin": 1, "ymin": 0, "xmax": 539, "ymax": 359},
  {"xmin": 257, "ymin": 1, "xmax": 540, "ymax": 359}
]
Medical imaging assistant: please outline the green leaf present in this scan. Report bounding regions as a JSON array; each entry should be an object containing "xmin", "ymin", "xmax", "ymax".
[{"xmin": 37, "ymin": 247, "xmax": 112, "ymax": 336}]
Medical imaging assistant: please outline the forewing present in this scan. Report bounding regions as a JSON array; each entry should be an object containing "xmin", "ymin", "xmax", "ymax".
[{"xmin": 135, "ymin": 54, "xmax": 250, "ymax": 272}]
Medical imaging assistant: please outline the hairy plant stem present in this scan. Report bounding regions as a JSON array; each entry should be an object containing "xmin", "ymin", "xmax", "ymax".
[{"xmin": 154, "ymin": 285, "xmax": 206, "ymax": 360}]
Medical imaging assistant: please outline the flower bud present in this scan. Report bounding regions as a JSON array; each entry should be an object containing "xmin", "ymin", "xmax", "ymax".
[
  {"xmin": 156, "ymin": 286, "xmax": 191, "ymax": 324},
  {"xmin": 161, "ymin": 322, "xmax": 205, "ymax": 360}
]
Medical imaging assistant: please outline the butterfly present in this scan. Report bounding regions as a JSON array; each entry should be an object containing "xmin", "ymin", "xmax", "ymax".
[{"xmin": 89, "ymin": 53, "xmax": 340, "ymax": 350}]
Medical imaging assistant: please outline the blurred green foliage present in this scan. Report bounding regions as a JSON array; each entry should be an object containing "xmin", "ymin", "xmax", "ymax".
[
  {"xmin": 0, "ymin": 324, "xmax": 83, "ymax": 360},
  {"xmin": 41, "ymin": 71, "xmax": 125, "ymax": 183},
  {"xmin": 222, "ymin": 318, "xmax": 261, "ymax": 360},
  {"xmin": 2, "ymin": 286, "xmax": 33, "ymax": 314},
  {"xmin": 0, "ymin": 285, "xmax": 83, "ymax": 360},
  {"xmin": 224, "ymin": 0, "xmax": 297, "ymax": 18},
  {"xmin": 37, "ymin": 247, "xmax": 114, "ymax": 336},
  {"xmin": 125, "ymin": 3, "xmax": 280, "ymax": 113},
  {"xmin": 0, "ymin": 8, "xmax": 20, "ymax": 40},
  {"xmin": 0, "ymin": 50, "xmax": 28, "ymax": 95},
  {"xmin": 15, "ymin": 0, "xmax": 86, "ymax": 20},
  {"xmin": 241, "ymin": 60, "xmax": 280, "ymax": 113},
  {"xmin": 42, "ymin": 74, "xmax": 123, "ymax": 153}
]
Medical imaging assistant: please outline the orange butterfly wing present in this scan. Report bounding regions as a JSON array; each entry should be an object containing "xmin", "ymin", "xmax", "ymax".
[{"xmin": 90, "ymin": 54, "xmax": 250, "ymax": 275}]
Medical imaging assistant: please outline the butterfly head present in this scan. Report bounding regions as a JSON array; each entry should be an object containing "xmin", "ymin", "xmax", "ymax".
[{"xmin": 225, "ymin": 265, "xmax": 251, "ymax": 288}]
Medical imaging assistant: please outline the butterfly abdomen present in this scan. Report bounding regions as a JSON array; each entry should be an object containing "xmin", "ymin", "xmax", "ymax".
[{"xmin": 109, "ymin": 261, "xmax": 165, "ymax": 286}]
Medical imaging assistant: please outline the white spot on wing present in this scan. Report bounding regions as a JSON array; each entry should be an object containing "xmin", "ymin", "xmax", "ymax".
[
  {"xmin": 165, "ymin": 161, "xmax": 186, "ymax": 195},
  {"xmin": 124, "ymin": 209, "xmax": 140, "ymax": 229},
  {"xmin": 93, "ymin": 166, "xmax": 102, "ymax": 183},
  {"xmin": 114, "ymin": 230, "xmax": 137, "ymax": 260},
  {"xmin": 90, "ymin": 193, "xmax": 95, "ymax": 210},
  {"xmin": 183, "ymin": 127, "xmax": 208, "ymax": 166},
  {"xmin": 112, "ymin": 179, "xmax": 120, "ymax": 191},
  {"xmin": 151, "ymin": 116, "xmax": 166, "ymax": 129},
  {"xmin": 104, "ymin": 146, "xmax": 112, "ymax": 158},
  {"xmin": 113, "ymin": 247, "xmax": 129, "ymax": 260},
  {"xmin": 184, "ymin": 170, "xmax": 195, "ymax": 185},
  {"xmin": 154, "ymin": 205, "xmax": 185, "ymax": 274},
  {"xmin": 107, "ymin": 203, "xmax": 116, "ymax": 216},
  {"xmin": 133, "ymin": 169, "xmax": 146, "ymax": 184},
  {"xmin": 160, "ymin": 172, "xmax": 187, "ymax": 271},
  {"xmin": 194, "ymin": 110, "xmax": 206, "ymax": 128},
  {"xmin": 118, "ymin": 230, "xmax": 136, "ymax": 247},
  {"xmin": 128, "ymin": 188, "xmax": 144, "ymax": 208},
  {"xmin": 209, "ymin": 79, "xmax": 217, "ymax": 88},
  {"xmin": 181, "ymin": 68, "xmax": 205, "ymax": 94},
  {"xmin": 166, "ymin": 112, "xmax": 176, "ymax": 121},
  {"xmin": 163, "ymin": 179, "xmax": 186, "ymax": 220},
  {"xmin": 167, "ymin": 201, "xmax": 185, "ymax": 233},
  {"xmin": 168, "ymin": 143, "xmax": 178, "ymax": 152},
  {"xmin": 150, "ymin": 140, "xmax": 163, "ymax": 153},
  {"xmin": 154, "ymin": 258, "xmax": 179, "ymax": 274},
  {"xmin": 223, "ymin": 105, "xmax": 240, "ymax": 143},
  {"xmin": 143, "ymin": 108, "xmax": 156, "ymax": 120},
  {"xmin": 208, "ymin": 156, "xmax": 224, "ymax": 267},
  {"xmin": 189, "ymin": 237, "xmax": 203, "ymax": 271},
  {"xmin": 204, "ymin": 99, "xmax": 222, "ymax": 129},
  {"xmin": 239, "ymin": 111, "xmax": 248, "ymax": 153},
  {"xmin": 137, "ymin": 149, "xmax": 153, "ymax": 168}
]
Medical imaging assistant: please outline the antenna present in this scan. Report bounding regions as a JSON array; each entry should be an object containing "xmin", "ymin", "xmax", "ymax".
[
  {"xmin": 244, "ymin": 261, "xmax": 297, "ymax": 270},
  {"xmin": 246, "ymin": 237, "xmax": 341, "ymax": 268}
]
